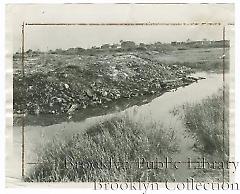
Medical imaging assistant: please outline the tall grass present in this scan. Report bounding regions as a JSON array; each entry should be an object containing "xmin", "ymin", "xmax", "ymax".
[
  {"xmin": 181, "ymin": 89, "xmax": 229, "ymax": 158},
  {"xmin": 25, "ymin": 116, "xmax": 178, "ymax": 182}
]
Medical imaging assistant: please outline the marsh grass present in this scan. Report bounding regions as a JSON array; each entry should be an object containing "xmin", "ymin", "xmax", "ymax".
[
  {"xmin": 25, "ymin": 116, "xmax": 178, "ymax": 182},
  {"xmin": 181, "ymin": 88, "xmax": 229, "ymax": 158},
  {"xmin": 170, "ymin": 88, "xmax": 229, "ymax": 181}
]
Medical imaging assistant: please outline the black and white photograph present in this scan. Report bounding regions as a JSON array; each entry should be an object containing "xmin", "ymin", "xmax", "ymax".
[{"xmin": 4, "ymin": 3, "xmax": 236, "ymax": 189}]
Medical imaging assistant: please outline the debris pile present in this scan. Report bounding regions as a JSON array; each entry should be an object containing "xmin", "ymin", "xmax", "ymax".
[{"xmin": 13, "ymin": 52, "xmax": 196, "ymax": 115}]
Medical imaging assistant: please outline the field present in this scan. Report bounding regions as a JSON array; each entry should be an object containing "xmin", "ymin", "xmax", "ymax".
[{"xmin": 152, "ymin": 47, "xmax": 229, "ymax": 71}]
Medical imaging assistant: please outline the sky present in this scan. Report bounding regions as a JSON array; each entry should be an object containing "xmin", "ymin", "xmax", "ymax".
[{"xmin": 5, "ymin": 4, "xmax": 234, "ymax": 51}]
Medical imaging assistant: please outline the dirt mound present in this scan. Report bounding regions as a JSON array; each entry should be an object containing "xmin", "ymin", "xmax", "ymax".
[{"xmin": 13, "ymin": 52, "xmax": 194, "ymax": 115}]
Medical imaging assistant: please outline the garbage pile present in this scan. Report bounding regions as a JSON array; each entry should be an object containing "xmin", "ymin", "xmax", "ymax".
[{"xmin": 13, "ymin": 52, "xmax": 196, "ymax": 115}]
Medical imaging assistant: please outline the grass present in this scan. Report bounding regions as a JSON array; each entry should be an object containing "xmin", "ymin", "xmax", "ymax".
[
  {"xmin": 152, "ymin": 47, "xmax": 230, "ymax": 72},
  {"xmin": 171, "ymin": 88, "xmax": 229, "ymax": 181},
  {"xmin": 169, "ymin": 61, "xmax": 228, "ymax": 72},
  {"xmin": 25, "ymin": 116, "xmax": 179, "ymax": 182},
  {"xmin": 180, "ymin": 88, "xmax": 229, "ymax": 159}
]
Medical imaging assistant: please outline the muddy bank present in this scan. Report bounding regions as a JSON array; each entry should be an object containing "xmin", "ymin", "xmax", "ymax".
[{"xmin": 13, "ymin": 52, "xmax": 201, "ymax": 116}]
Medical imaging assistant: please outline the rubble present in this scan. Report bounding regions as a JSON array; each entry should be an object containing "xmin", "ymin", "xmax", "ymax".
[{"xmin": 13, "ymin": 51, "xmax": 198, "ymax": 115}]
